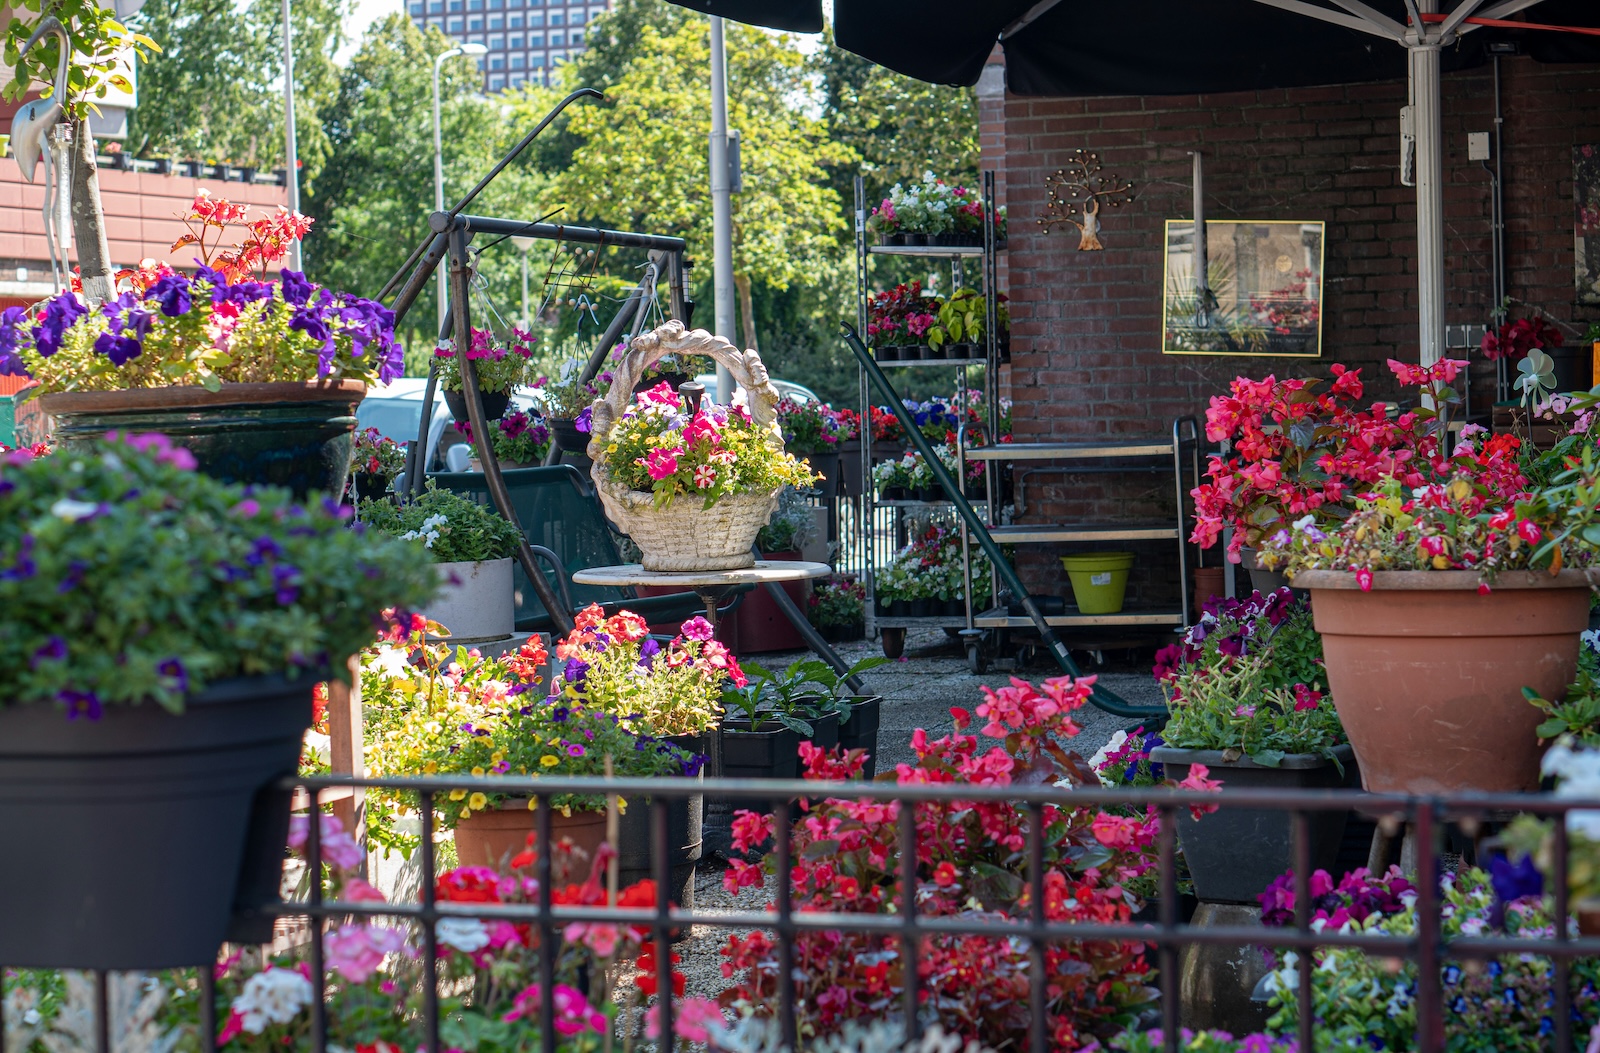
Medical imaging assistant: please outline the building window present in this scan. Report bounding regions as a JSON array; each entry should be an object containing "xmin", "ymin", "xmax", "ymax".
[
  {"xmin": 509, "ymin": 13, "xmax": 522, "ymax": 26},
  {"xmin": 429, "ymin": 0, "xmax": 442, "ymax": 10},
  {"xmin": 510, "ymin": 52, "xmax": 525, "ymax": 67},
  {"xmin": 529, "ymin": 11, "xmax": 543, "ymax": 24},
  {"xmin": 408, "ymin": 1, "xmax": 422, "ymax": 14},
  {"xmin": 489, "ymin": 31, "xmax": 503, "ymax": 46},
  {"xmin": 447, "ymin": 16, "xmax": 462, "ymax": 31},
  {"xmin": 468, "ymin": 15, "xmax": 482, "ymax": 29},
  {"xmin": 488, "ymin": 15, "xmax": 502, "ymax": 28},
  {"xmin": 468, "ymin": 0, "xmax": 482, "ymax": 8},
  {"xmin": 550, "ymin": 31, "xmax": 563, "ymax": 45},
  {"xmin": 449, "ymin": 0, "xmax": 461, "ymax": 9},
  {"xmin": 527, "ymin": 32, "xmax": 541, "ymax": 45},
  {"xmin": 590, "ymin": 6, "xmax": 604, "ymax": 19},
  {"xmin": 508, "ymin": 31, "xmax": 522, "ymax": 46},
  {"xmin": 530, "ymin": 54, "xmax": 544, "ymax": 67},
  {"xmin": 489, "ymin": 74, "xmax": 504, "ymax": 90},
  {"xmin": 488, "ymin": 55, "xmax": 502, "ymax": 70},
  {"xmin": 549, "ymin": 10, "xmax": 563, "ymax": 23},
  {"xmin": 570, "ymin": 29, "xmax": 582, "ymax": 44}
]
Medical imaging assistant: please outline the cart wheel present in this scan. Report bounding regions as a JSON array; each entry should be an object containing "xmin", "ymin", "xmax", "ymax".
[
  {"xmin": 881, "ymin": 627, "xmax": 906, "ymax": 660},
  {"xmin": 966, "ymin": 641, "xmax": 988, "ymax": 675}
]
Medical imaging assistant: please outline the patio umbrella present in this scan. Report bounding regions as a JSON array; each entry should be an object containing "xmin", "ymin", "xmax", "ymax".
[{"xmin": 667, "ymin": 0, "xmax": 1600, "ymax": 366}]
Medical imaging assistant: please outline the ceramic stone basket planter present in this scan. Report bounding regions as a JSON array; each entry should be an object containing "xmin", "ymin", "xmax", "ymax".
[
  {"xmin": 1149, "ymin": 743, "xmax": 1357, "ymax": 905},
  {"xmin": 1296, "ymin": 568, "xmax": 1593, "ymax": 794}
]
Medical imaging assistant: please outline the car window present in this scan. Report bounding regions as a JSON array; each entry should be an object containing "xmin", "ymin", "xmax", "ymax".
[{"xmin": 357, "ymin": 400, "xmax": 425, "ymax": 444}]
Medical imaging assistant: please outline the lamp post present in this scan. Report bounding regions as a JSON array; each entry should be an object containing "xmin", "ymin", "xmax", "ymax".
[
  {"xmin": 432, "ymin": 42, "xmax": 487, "ymax": 343},
  {"xmin": 511, "ymin": 235, "xmax": 535, "ymax": 329},
  {"xmin": 281, "ymin": 0, "xmax": 301, "ymax": 271}
]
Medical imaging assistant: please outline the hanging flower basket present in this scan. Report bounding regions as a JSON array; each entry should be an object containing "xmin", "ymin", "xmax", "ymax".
[{"xmin": 586, "ymin": 321, "xmax": 811, "ymax": 573}]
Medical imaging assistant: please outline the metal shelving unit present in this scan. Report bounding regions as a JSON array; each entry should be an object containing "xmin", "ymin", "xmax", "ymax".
[
  {"xmin": 957, "ymin": 418, "xmax": 1201, "ymax": 668},
  {"xmin": 852, "ymin": 172, "xmax": 1004, "ymax": 639}
]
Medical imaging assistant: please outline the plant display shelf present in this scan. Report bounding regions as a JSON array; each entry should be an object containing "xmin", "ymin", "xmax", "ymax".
[
  {"xmin": 852, "ymin": 170, "xmax": 1005, "ymax": 639},
  {"xmin": 970, "ymin": 606, "xmax": 1187, "ymax": 629},
  {"xmin": 874, "ymin": 616, "xmax": 971, "ymax": 628}
]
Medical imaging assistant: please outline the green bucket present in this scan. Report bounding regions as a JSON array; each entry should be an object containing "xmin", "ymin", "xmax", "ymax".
[{"xmin": 1060, "ymin": 551, "xmax": 1136, "ymax": 614}]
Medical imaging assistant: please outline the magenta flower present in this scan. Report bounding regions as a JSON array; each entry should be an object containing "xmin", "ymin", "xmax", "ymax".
[
  {"xmin": 645, "ymin": 447, "xmax": 680, "ymax": 481},
  {"xmin": 681, "ymin": 616, "xmax": 714, "ymax": 642}
]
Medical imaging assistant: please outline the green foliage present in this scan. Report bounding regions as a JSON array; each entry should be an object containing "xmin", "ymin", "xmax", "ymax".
[
  {"xmin": 755, "ymin": 485, "xmax": 815, "ymax": 552},
  {"xmin": 359, "ymin": 484, "xmax": 523, "ymax": 564},
  {"xmin": 721, "ymin": 657, "xmax": 833, "ymax": 734},
  {"xmin": 1524, "ymin": 652, "xmax": 1600, "ymax": 745},
  {"xmin": 1163, "ymin": 653, "xmax": 1346, "ymax": 766},
  {"xmin": 3, "ymin": 0, "xmax": 160, "ymax": 121},
  {"xmin": 0, "ymin": 437, "xmax": 435, "ymax": 713}
]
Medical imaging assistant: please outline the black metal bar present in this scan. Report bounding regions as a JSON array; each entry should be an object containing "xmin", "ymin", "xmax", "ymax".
[
  {"xmin": 94, "ymin": 971, "xmax": 109, "ymax": 1053},
  {"xmin": 448, "ymin": 222, "xmax": 576, "ymax": 635},
  {"xmin": 457, "ymin": 217, "xmax": 685, "ymax": 254},
  {"xmin": 445, "ymin": 90, "xmax": 604, "ymax": 222},
  {"xmin": 201, "ymin": 969, "xmax": 218, "ymax": 1053},
  {"xmin": 1157, "ymin": 805, "xmax": 1179, "ymax": 1053},
  {"xmin": 1027, "ymin": 801, "xmax": 1047, "ymax": 1053},
  {"xmin": 774, "ymin": 799, "xmax": 798, "ymax": 1053},
  {"xmin": 1292, "ymin": 810, "xmax": 1313, "ymax": 1053},
  {"xmin": 1415, "ymin": 802, "xmax": 1443, "ymax": 1053},
  {"xmin": 900, "ymin": 799, "xmax": 920, "ymax": 1042},
  {"xmin": 651, "ymin": 798, "xmax": 674, "ymax": 1051},
  {"xmin": 420, "ymin": 792, "xmax": 440, "ymax": 1053},
  {"xmin": 1554, "ymin": 814, "xmax": 1573, "ymax": 1052},
  {"xmin": 839, "ymin": 323, "xmax": 1163, "ymax": 718},
  {"xmin": 537, "ymin": 799, "xmax": 556, "ymax": 1053},
  {"xmin": 307, "ymin": 798, "xmax": 328, "ymax": 1053}
]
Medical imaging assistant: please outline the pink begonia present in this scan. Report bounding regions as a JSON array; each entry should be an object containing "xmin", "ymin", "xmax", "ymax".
[
  {"xmin": 1177, "ymin": 762, "xmax": 1224, "ymax": 820},
  {"xmin": 645, "ymin": 998, "xmax": 727, "ymax": 1044},
  {"xmin": 324, "ymin": 924, "xmax": 407, "ymax": 983},
  {"xmin": 502, "ymin": 984, "xmax": 606, "ymax": 1034},
  {"xmin": 644, "ymin": 446, "xmax": 680, "ymax": 481},
  {"xmin": 563, "ymin": 921, "xmax": 622, "ymax": 957},
  {"xmin": 287, "ymin": 813, "xmax": 364, "ymax": 871},
  {"xmin": 680, "ymin": 616, "xmax": 714, "ymax": 642},
  {"xmin": 342, "ymin": 878, "xmax": 387, "ymax": 903}
]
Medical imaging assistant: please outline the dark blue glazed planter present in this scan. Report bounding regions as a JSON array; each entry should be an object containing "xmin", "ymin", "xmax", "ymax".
[{"xmin": 38, "ymin": 381, "xmax": 365, "ymax": 500}]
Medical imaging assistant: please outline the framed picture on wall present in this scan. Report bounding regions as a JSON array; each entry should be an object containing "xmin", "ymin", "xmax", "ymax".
[
  {"xmin": 1575, "ymin": 145, "xmax": 1600, "ymax": 304},
  {"xmin": 1161, "ymin": 219, "xmax": 1326, "ymax": 357}
]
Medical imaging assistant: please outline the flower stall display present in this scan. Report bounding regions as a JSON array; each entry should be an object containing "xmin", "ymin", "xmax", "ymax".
[
  {"xmin": 360, "ymin": 485, "xmax": 524, "ymax": 641},
  {"xmin": 865, "ymin": 281, "xmax": 940, "ymax": 361},
  {"xmin": 755, "ymin": 485, "xmax": 817, "ymax": 555},
  {"xmin": 926, "ymin": 287, "xmax": 1000, "ymax": 359},
  {"xmin": 1257, "ymin": 405, "xmax": 1600, "ymax": 794},
  {"xmin": 361, "ymin": 620, "xmax": 697, "ymax": 866},
  {"xmin": 720, "ymin": 675, "xmax": 1221, "ymax": 1049},
  {"xmin": 808, "ymin": 576, "xmax": 866, "ymax": 642},
  {"xmin": 585, "ymin": 321, "xmax": 813, "ymax": 572},
  {"xmin": 0, "ymin": 435, "xmax": 435, "ymax": 968},
  {"xmin": 432, "ymin": 326, "xmax": 538, "ymax": 421},
  {"xmin": 876, "ymin": 524, "xmax": 994, "ymax": 618},
  {"xmin": 1149, "ymin": 588, "xmax": 1350, "ymax": 904},
  {"xmin": 538, "ymin": 354, "xmax": 611, "ymax": 457},
  {"xmin": 871, "ymin": 448, "xmax": 936, "ymax": 501},
  {"xmin": 453, "ymin": 408, "xmax": 552, "ymax": 470},
  {"xmin": 867, "ymin": 172, "xmax": 1007, "ymax": 247},
  {"xmin": 776, "ymin": 396, "xmax": 851, "ymax": 494},
  {"xmin": 350, "ymin": 426, "xmax": 406, "ymax": 502},
  {"xmin": 2, "ymin": 192, "xmax": 400, "ymax": 498}
]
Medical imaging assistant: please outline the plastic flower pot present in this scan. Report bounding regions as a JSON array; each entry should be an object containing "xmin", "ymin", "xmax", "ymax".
[
  {"xmin": 875, "ymin": 345, "xmax": 901, "ymax": 362},
  {"xmin": 442, "ymin": 389, "xmax": 511, "ymax": 423},
  {"xmin": 802, "ymin": 708, "xmax": 840, "ymax": 751},
  {"xmin": 38, "ymin": 381, "xmax": 365, "ymax": 501},
  {"xmin": 838, "ymin": 695, "xmax": 882, "ymax": 779},
  {"xmin": 1060, "ymin": 551, "xmax": 1136, "ymax": 614},
  {"xmin": 425, "ymin": 558, "xmax": 515, "ymax": 643},
  {"xmin": 454, "ymin": 802, "xmax": 607, "ymax": 870},
  {"xmin": 0, "ymin": 676, "xmax": 313, "ymax": 969},
  {"xmin": 718, "ymin": 719, "xmax": 802, "ymax": 815},
  {"xmin": 1149, "ymin": 743, "xmax": 1357, "ymax": 905},
  {"xmin": 1296, "ymin": 569, "xmax": 1592, "ymax": 793},
  {"xmin": 354, "ymin": 471, "xmax": 392, "ymax": 503},
  {"xmin": 550, "ymin": 418, "xmax": 589, "ymax": 455}
]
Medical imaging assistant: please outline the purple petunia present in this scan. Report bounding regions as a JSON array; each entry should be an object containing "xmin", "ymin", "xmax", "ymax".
[
  {"xmin": 59, "ymin": 689, "xmax": 103, "ymax": 721},
  {"xmin": 562, "ymin": 657, "xmax": 588, "ymax": 686},
  {"xmin": 144, "ymin": 273, "xmax": 193, "ymax": 317},
  {"xmin": 33, "ymin": 291, "xmax": 86, "ymax": 358},
  {"xmin": 0, "ymin": 306, "xmax": 31, "ymax": 377},
  {"xmin": 279, "ymin": 270, "xmax": 315, "ymax": 306},
  {"xmin": 157, "ymin": 658, "xmax": 189, "ymax": 694},
  {"xmin": 1, "ymin": 534, "xmax": 37, "ymax": 581},
  {"xmin": 31, "ymin": 636, "xmax": 67, "ymax": 669}
]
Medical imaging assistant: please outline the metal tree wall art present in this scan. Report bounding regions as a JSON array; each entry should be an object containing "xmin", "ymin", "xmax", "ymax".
[{"xmin": 1038, "ymin": 149, "xmax": 1136, "ymax": 251}]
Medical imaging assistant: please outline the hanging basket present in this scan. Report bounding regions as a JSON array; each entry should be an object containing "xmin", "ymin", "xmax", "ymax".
[{"xmin": 586, "ymin": 321, "xmax": 784, "ymax": 572}]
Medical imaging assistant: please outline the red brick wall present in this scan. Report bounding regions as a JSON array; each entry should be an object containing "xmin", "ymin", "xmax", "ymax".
[{"xmin": 988, "ymin": 55, "xmax": 1600, "ymax": 609}]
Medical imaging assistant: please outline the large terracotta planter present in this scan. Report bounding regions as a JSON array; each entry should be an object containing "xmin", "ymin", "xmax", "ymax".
[
  {"xmin": 1296, "ymin": 568, "xmax": 1593, "ymax": 794},
  {"xmin": 454, "ymin": 802, "xmax": 607, "ymax": 870},
  {"xmin": 33, "ymin": 381, "xmax": 366, "ymax": 500}
]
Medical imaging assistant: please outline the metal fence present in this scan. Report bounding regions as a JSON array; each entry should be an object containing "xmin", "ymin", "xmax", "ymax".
[{"xmin": 11, "ymin": 775, "xmax": 1600, "ymax": 1053}]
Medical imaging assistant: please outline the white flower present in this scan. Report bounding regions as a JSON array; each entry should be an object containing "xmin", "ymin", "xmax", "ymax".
[
  {"xmin": 302, "ymin": 730, "xmax": 330, "ymax": 765},
  {"xmin": 368, "ymin": 645, "xmax": 413, "ymax": 679},
  {"xmin": 1292, "ymin": 514, "xmax": 1316, "ymax": 531},
  {"xmin": 231, "ymin": 968, "xmax": 314, "ymax": 1034},
  {"xmin": 50, "ymin": 498, "xmax": 99, "ymax": 521},
  {"xmin": 435, "ymin": 916, "xmax": 491, "ymax": 952}
]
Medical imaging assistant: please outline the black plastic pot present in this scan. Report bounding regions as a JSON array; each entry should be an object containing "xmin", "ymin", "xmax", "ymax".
[
  {"xmin": 353, "ymin": 471, "xmax": 391, "ymax": 502},
  {"xmin": 718, "ymin": 719, "xmax": 802, "ymax": 814},
  {"xmin": 0, "ymin": 676, "xmax": 314, "ymax": 968},
  {"xmin": 890, "ymin": 599, "xmax": 911, "ymax": 617},
  {"xmin": 884, "ymin": 485, "xmax": 907, "ymax": 502},
  {"xmin": 803, "ymin": 453, "xmax": 841, "ymax": 499},
  {"xmin": 443, "ymin": 389, "xmax": 511, "ymax": 423},
  {"xmin": 801, "ymin": 708, "xmax": 840, "ymax": 751},
  {"xmin": 838, "ymin": 695, "xmax": 882, "ymax": 779},
  {"xmin": 908, "ymin": 599, "xmax": 931, "ymax": 618},
  {"xmin": 1149, "ymin": 744, "xmax": 1358, "ymax": 905},
  {"xmin": 837, "ymin": 439, "xmax": 864, "ymax": 498},
  {"xmin": 549, "ymin": 418, "xmax": 589, "ymax": 454},
  {"xmin": 818, "ymin": 622, "xmax": 866, "ymax": 644}
]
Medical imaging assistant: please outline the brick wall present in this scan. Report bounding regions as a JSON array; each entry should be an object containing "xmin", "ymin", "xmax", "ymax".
[{"xmin": 987, "ymin": 55, "xmax": 1600, "ymax": 611}]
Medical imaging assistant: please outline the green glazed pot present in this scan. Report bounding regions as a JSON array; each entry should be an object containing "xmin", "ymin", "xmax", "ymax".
[{"xmin": 37, "ymin": 381, "xmax": 365, "ymax": 500}]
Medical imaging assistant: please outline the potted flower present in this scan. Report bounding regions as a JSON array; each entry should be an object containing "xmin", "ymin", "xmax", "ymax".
[
  {"xmin": 1148, "ymin": 588, "xmax": 1353, "ymax": 904},
  {"xmin": 585, "ymin": 322, "xmax": 813, "ymax": 572},
  {"xmin": 0, "ymin": 435, "xmax": 434, "ymax": 969},
  {"xmin": 776, "ymin": 396, "xmax": 848, "ymax": 496},
  {"xmin": 1259, "ymin": 361, "xmax": 1600, "ymax": 794},
  {"xmin": 722, "ymin": 657, "xmax": 841, "ymax": 750},
  {"xmin": 452, "ymin": 408, "xmax": 551, "ymax": 470},
  {"xmin": 360, "ymin": 623, "xmax": 698, "ymax": 869},
  {"xmin": 349, "ymin": 426, "xmax": 406, "ymax": 502},
  {"xmin": 867, "ymin": 173, "xmax": 1007, "ymax": 248},
  {"xmin": 867, "ymin": 281, "xmax": 941, "ymax": 361},
  {"xmin": 360, "ymin": 485, "xmax": 525, "ymax": 643},
  {"xmin": 431, "ymin": 326, "xmax": 537, "ymax": 422},
  {"xmin": 807, "ymin": 576, "xmax": 866, "ymax": 643},
  {"xmin": 542, "ymin": 606, "xmax": 735, "ymax": 904},
  {"xmin": 793, "ymin": 654, "xmax": 890, "ymax": 778},
  {"xmin": 538, "ymin": 355, "xmax": 610, "ymax": 461},
  {"xmin": 3, "ymin": 192, "xmax": 402, "ymax": 499},
  {"xmin": 880, "ymin": 524, "xmax": 993, "ymax": 618},
  {"xmin": 1482, "ymin": 310, "xmax": 1577, "ymax": 390},
  {"xmin": 926, "ymin": 286, "xmax": 986, "ymax": 359}
]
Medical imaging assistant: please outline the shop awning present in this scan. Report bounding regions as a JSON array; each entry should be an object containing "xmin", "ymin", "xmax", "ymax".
[{"xmin": 669, "ymin": 0, "xmax": 1600, "ymax": 94}]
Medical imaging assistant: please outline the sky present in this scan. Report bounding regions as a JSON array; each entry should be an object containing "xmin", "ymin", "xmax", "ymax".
[{"xmin": 339, "ymin": 0, "xmax": 401, "ymax": 63}]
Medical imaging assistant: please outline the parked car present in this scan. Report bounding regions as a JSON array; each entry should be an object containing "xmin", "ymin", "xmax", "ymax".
[
  {"xmin": 356, "ymin": 380, "xmax": 544, "ymax": 473},
  {"xmin": 693, "ymin": 373, "xmax": 822, "ymax": 405}
]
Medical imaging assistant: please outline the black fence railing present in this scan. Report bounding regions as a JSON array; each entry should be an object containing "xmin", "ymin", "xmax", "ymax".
[{"xmin": 11, "ymin": 775, "xmax": 1600, "ymax": 1053}]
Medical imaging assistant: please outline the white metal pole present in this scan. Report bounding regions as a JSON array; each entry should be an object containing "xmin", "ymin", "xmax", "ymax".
[
  {"xmin": 1410, "ymin": 2, "xmax": 1444, "ymax": 369},
  {"xmin": 281, "ymin": 0, "xmax": 301, "ymax": 271},
  {"xmin": 709, "ymin": 15, "xmax": 735, "ymax": 399},
  {"xmin": 521, "ymin": 251, "xmax": 530, "ymax": 329},
  {"xmin": 433, "ymin": 53, "xmax": 450, "ymax": 345}
]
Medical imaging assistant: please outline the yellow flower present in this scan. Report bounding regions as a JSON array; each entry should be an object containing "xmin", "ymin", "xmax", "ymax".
[
  {"xmin": 559, "ymin": 805, "xmax": 572, "ymax": 818},
  {"xmin": 540, "ymin": 754, "xmax": 561, "ymax": 768},
  {"xmin": 471, "ymin": 766, "xmax": 486, "ymax": 777},
  {"xmin": 616, "ymin": 796, "xmax": 628, "ymax": 815},
  {"xmin": 1432, "ymin": 554, "xmax": 1451, "ymax": 570},
  {"xmin": 423, "ymin": 761, "xmax": 439, "ymax": 774},
  {"xmin": 527, "ymin": 798, "xmax": 539, "ymax": 810},
  {"xmin": 469, "ymin": 792, "xmax": 488, "ymax": 810},
  {"xmin": 490, "ymin": 751, "xmax": 505, "ymax": 764},
  {"xmin": 449, "ymin": 788, "xmax": 467, "ymax": 801}
]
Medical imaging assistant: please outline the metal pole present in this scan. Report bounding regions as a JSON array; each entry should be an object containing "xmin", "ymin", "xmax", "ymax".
[
  {"xmin": 432, "ymin": 49, "xmax": 460, "ymax": 347},
  {"xmin": 520, "ymin": 249, "xmax": 529, "ymax": 328},
  {"xmin": 1410, "ymin": 1, "xmax": 1445, "ymax": 368},
  {"xmin": 1190, "ymin": 150, "xmax": 1208, "ymax": 328},
  {"xmin": 281, "ymin": 0, "xmax": 301, "ymax": 271},
  {"xmin": 709, "ymin": 15, "xmax": 736, "ymax": 398}
]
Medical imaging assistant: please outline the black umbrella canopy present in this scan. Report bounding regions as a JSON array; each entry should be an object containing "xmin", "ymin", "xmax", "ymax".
[{"xmin": 667, "ymin": 0, "xmax": 1600, "ymax": 94}]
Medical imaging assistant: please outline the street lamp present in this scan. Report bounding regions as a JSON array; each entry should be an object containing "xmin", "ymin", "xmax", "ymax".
[
  {"xmin": 510, "ymin": 235, "xmax": 535, "ymax": 330},
  {"xmin": 432, "ymin": 42, "xmax": 488, "ymax": 344}
]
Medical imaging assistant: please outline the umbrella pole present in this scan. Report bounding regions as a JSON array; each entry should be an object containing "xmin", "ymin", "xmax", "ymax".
[{"xmin": 1410, "ymin": 11, "xmax": 1446, "ymax": 371}]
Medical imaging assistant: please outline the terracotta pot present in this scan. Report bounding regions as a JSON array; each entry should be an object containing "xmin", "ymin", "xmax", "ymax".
[
  {"xmin": 1578, "ymin": 898, "xmax": 1600, "ymax": 937},
  {"xmin": 1297, "ymin": 568, "xmax": 1594, "ymax": 794},
  {"xmin": 453, "ymin": 802, "xmax": 607, "ymax": 870},
  {"xmin": 1191, "ymin": 566, "xmax": 1225, "ymax": 618}
]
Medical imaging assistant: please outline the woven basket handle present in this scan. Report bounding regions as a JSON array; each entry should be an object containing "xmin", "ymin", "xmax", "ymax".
[{"xmin": 586, "ymin": 320, "xmax": 781, "ymax": 455}]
